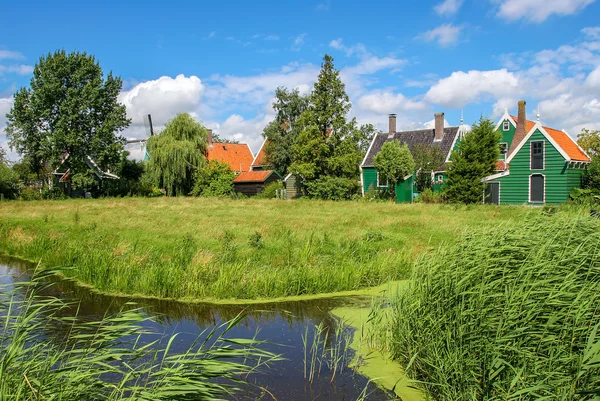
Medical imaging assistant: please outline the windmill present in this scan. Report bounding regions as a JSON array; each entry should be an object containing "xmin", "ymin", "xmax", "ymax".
[{"xmin": 126, "ymin": 114, "xmax": 154, "ymax": 160}]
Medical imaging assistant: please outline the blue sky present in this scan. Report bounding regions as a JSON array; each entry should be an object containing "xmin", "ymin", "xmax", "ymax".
[{"xmin": 1, "ymin": 0, "xmax": 600, "ymax": 159}]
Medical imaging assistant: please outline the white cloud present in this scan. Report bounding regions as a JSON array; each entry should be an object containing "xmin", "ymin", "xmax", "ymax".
[
  {"xmin": 0, "ymin": 64, "xmax": 33, "ymax": 76},
  {"xmin": 0, "ymin": 97, "xmax": 17, "ymax": 161},
  {"xmin": 418, "ymin": 24, "xmax": 463, "ymax": 47},
  {"xmin": 357, "ymin": 91, "xmax": 426, "ymax": 114},
  {"xmin": 582, "ymin": 26, "xmax": 600, "ymax": 40},
  {"xmin": 425, "ymin": 69, "xmax": 520, "ymax": 107},
  {"xmin": 291, "ymin": 33, "xmax": 307, "ymax": 51},
  {"xmin": 493, "ymin": 0, "xmax": 597, "ymax": 23},
  {"xmin": 329, "ymin": 39, "xmax": 367, "ymax": 56},
  {"xmin": 585, "ymin": 65, "xmax": 600, "ymax": 89},
  {"xmin": 434, "ymin": 0, "xmax": 464, "ymax": 16},
  {"xmin": 0, "ymin": 50, "xmax": 24, "ymax": 60}
]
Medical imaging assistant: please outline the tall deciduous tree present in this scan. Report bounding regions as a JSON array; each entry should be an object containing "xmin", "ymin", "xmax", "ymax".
[
  {"xmin": 146, "ymin": 113, "xmax": 207, "ymax": 196},
  {"xmin": 262, "ymin": 87, "xmax": 309, "ymax": 175},
  {"xmin": 373, "ymin": 141, "xmax": 416, "ymax": 199},
  {"xmin": 289, "ymin": 54, "xmax": 370, "ymax": 198},
  {"xmin": 412, "ymin": 144, "xmax": 446, "ymax": 192},
  {"xmin": 6, "ymin": 50, "xmax": 130, "ymax": 186},
  {"xmin": 446, "ymin": 117, "xmax": 501, "ymax": 204}
]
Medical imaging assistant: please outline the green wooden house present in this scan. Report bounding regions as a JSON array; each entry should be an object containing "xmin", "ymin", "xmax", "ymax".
[
  {"xmin": 482, "ymin": 101, "xmax": 591, "ymax": 204},
  {"xmin": 360, "ymin": 112, "xmax": 470, "ymax": 202}
]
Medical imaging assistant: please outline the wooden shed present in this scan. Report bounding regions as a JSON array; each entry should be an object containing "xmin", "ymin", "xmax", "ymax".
[
  {"xmin": 283, "ymin": 173, "xmax": 303, "ymax": 200},
  {"xmin": 233, "ymin": 170, "xmax": 281, "ymax": 197}
]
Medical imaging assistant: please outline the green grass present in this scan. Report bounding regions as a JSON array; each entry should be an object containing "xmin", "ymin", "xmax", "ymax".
[
  {"xmin": 384, "ymin": 212, "xmax": 600, "ymax": 400},
  {"xmin": 0, "ymin": 197, "xmax": 536, "ymax": 300},
  {"xmin": 0, "ymin": 267, "xmax": 280, "ymax": 400}
]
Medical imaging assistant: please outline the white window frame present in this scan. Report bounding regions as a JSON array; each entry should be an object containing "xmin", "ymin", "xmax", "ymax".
[
  {"xmin": 376, "ymin": 172, "xmax": 388, "ymax": 188},
  {"xmin": 530, "ymin": 140, "xmax": 545, "ymax": 170},
  {"xmin": 529, "ymin": 173, "xmax": 546, "ymax": 204},
  {"xmin": 502, "ymin": 121, "xmax": 510, "ymax": 131},
  {"xmin": 499, "ymin": 142, "xmax": 508, "ymax": 159}
]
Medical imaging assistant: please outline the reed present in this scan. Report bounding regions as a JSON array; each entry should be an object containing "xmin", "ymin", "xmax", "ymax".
[
  {"xmin": 0, "ymin": 266, "xmax": 280, "ymax": 400},
  {"xmin": 301, "ymin": 321, "xmax": 352, "ymax": 384},
  {"xmin": 385, "ymin": 213, "xmax": 600, "ymax": 400},
  {"xmin": 0, "ymin": 197, "xmax": 535, "ymax": 300}
]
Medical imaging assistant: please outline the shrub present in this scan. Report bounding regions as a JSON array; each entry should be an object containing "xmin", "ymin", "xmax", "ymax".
[
  {"xmin": 19, "ymin": 187, "xmax": 42, "ymax": 201},
  {"xmin": 192, "ymin": 160, "xmax": 235, "ymax": 197},
  {"xmin": 362, "ymin": 185, "xmax": 389, "ymax": 202},
  {"xmin": 569, "ymin": 187, "xmax": 600, "ymax": 205},
  {"xmin": 0, "ymin": 164, "xmax": 21, "ymax": 200},
  {"xmin": 304, "ymin": 176, "xmax": 360, "ymax": 201},
  {"xmin": 41, "ymin": 187, "xmax": 67, "ymax": 200},
  {"xmin": 255, "ymin": 181, "xmax": 284, "ymax": 199},
  {"xmin": 415, "ymin": 188, "xmax": 445, "ymax": 204},
  {"xmin": 248, "ymin": 231, "xmax": 264, "ymax": 249}
]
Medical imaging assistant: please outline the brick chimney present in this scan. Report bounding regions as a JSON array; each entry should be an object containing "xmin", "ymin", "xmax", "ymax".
[
  {"xmin": 388, "ymin": 114, "xmax": 396, "ymax": 138},
  {"xmin": 207, "ymin": 129, "xmax": 213, "ymax": 146},
  {"xmin": 508, "ymin": 100, "xmax": 527, "ymax": 156},
  {"xmin": 434, "ymin": 112, "xmax": 445, "ymax": 141}
]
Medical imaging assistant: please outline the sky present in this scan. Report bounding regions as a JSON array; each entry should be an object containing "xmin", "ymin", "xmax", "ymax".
[{"xmin": 1, "ymin": 0, "xmax": 600, "ymax": 160}]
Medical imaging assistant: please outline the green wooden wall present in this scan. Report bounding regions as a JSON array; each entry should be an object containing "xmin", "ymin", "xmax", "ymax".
[
  {"xmin": 362, "ymin": 167, "xmax": 414, "ymax": 203},
  {"xmin": 495, "ymin": 129, "xmax": 576, "ymax": 204},
  {"xmin": 498, "ymin": 118, "xmax": 517, "ymax": 160}
]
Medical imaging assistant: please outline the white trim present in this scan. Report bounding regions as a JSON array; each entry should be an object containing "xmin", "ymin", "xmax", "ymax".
[
  {"xmin": 506, "ymin": 123, "xmax": 571, "ymax": 163},
  {"xmin": 529, "ymin": 173, "xmax": 546, "ymax": 204},
  {"xmin": 502, "ymin": 121, "xmax": 510, "ymax": 131},
  {"xmin": 360, "ymin": 133, "xmax": 379, "ymax": 167},
  {"xmin": 360, "ymin": 166, "xmax": 365, "ymax": 196},
  {"xmin": 494, "ymin": 111, "xmax": 517, "ymax": 132},
  {"xmin": 246, "ymin": 143, "xmax": 254, "ymax": 160},
  {"xmin": 530, "ymin": 140, "xmax": 545, "ymax": 170},
  {"xmin": 403, "ymin": 173, "xmax": 413, "ymax": 181},
  {"xmin": 444, "ymin": 131, "xmax": 461, "ymax": 163},
  {"xmin": 283, "ymin": 173, "xmax": 293, "ymax": 182},
  {"xmin": 251, "ymin": 139, "xmax": 267, "ymax": 167},
  {"xmin": 376, "ymin": 171, "xmax": 389, "ymax": 188},
  {"xmin": 482, "ymin": 170, "xmax": 510, "ymax": 182},
  {"xmin": 563, "ymin": 129, "xmax": 592, "ymax": 162}
]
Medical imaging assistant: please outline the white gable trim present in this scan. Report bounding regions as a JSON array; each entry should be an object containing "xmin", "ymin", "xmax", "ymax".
[
  {"xmin": 564, "ymin": 129, "xmax": 592, "ymax": 162},
  {"xmin": 360, "ymin": 133, "xmax": 379, "ymax": 167},
  {"xmin": 506, "ymin": 123, "xmax": 571, "ymax": 163},
  {"xmin": 251, "ymin": 139, "xmax": 267, "ymax": 166},
  {"xmin": 360, "ymin": 166, "xmax": 365, "ymax": 196},
  {"xmin": 482, "ymin": 170, "xmax": 510, "ymax": 182},
  {"xmin": 283, "ymin": 173, "xmax": 293, "ymax": 182},
  {"xmin": 494, "ymin": 111, "xmax": 517, "ymax": 132},
  {"xmin": 444, "ymin": 130, "xmax": 460, "ymax": 163}
]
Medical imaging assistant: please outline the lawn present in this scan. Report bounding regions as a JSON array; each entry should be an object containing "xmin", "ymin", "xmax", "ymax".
[{"xmin": 0, "ymin": 197, "xmax": 537, "ymax": 301}]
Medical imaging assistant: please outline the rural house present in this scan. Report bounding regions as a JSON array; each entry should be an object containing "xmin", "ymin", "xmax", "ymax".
[
  {"xmin": 51, "ymin": 153, "xmax": 119, "ymax": 197},
  {"xmin": 205, "ymin": 129, "xmax": 254, "ymax": 173},
  {"xmin": 360, "ymin": 113, "xmax": 471, "ymax": 202},
  {"xmin": 233, "ymin": 139, "xmax": 282, "ymax": 196},
  {"xmin": 482, "ymin": 101, "xmax": 590, "ymax": 204}
]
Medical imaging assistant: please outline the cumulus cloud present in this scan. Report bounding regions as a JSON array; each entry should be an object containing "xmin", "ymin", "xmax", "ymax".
[
  {"xmin": 0, "ymin": 50, "xmax": 24, "ymax": 60},
  {"xmin": 425, "ymin": 69, "xmax": 520, "ymax": 108},
  {"xmin": 356, "ymin": 92, "xmax": 426, "ymax": 114},
  {"xmin": 434, "ymin": 0, "xmax": 464, "ymax": 16},
  {"xmin": 418, "ymin": 24, "xmax": 463, "ymax": 47},
  {"xmin": 0, "ymin": 64, "xmax": 33, "ymax": 76},
  {"xmin": 493, "ymin": 0, "xmax": 597, "ymax": 23}
]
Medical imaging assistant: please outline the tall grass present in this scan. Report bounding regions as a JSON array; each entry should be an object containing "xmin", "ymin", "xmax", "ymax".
[
  {"xmin": 386, "ymin": 213, "xmax": 600, "ymax": 400},
  {"xmin": 0, "ymin": 267, "xmax": 280, "ymax": 400},
  {"xmin": 0, "ymin": 198, "xmax": 535, "ymax": 300}
]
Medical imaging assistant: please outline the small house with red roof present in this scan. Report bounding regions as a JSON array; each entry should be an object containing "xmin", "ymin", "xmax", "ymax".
[
  {"xmin": 205, "ymin": 129, "xmax": 254, "ymax": 173},
  {"xmin": 233, "ymin": 170, "xmax": 281, "ymax": 197},
  {"xmin": 250, "ymin": 140, "xmax": 270, "ymax": 171},
  {"xmin": 482, "ymin": 101, "xmax": 590, "ymax": 204}
]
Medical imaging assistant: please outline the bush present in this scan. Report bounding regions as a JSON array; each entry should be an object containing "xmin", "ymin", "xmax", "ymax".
[
  {"xmin": 255, "ymin": 181, "xmax": 284, "ymax": 199},
  {"xmin": 569, "ymin": 187, "xmax": 600, "ymax": 205},
  {"xmin": 192, "ymin": 161, "xmax": 235, "ymax": 197},
  {"xmin": 0, "ymin": 165, "xmax": 21, "ymax": 200},
  {"xmin": 386, "ymin": 215, "xmax": 600, "ymax": 400},
  {"xmin": 19, "ymin": 187, "xmax": 42, "ymax": 201},
  {"xmin": 304, "ymin": 176, "xmax": 360, "ymax": 201},
  {"xmin": 414, "ymin": 188, "xmax": 445, "ymax": 204},
  {"xmin": 362, "ymin": 185, "xmax": 390, "ymax": 202},
  {"xmin": 41, "ymin": 187, "xmax": 67, "ymax": 200}
]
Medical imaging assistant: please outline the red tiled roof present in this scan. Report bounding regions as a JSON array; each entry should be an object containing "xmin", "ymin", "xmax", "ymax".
[
  {"xmin": 251, "ymin": 140, "xmax": 269, "ymax": 167},
  {"xmin": 509, "ymin": 116, "xmax": 590, "ymax": 162},
  {"xmin": 233, "ymin": 170, "xmax": 276, "ymax": 183},
  {"xmin": 207, "ymin": 143, "xmax": 254, "ymax": 172},
  {"xmin": 495, "ymin": 160, "xmax": 508, "ymax": 171}
]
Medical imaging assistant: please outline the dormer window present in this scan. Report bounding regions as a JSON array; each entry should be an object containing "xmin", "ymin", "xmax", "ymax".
[
  {"xmin": 502, "ymin": 121, "xmax": 510, "ymax": 131},
  {"xmin": 499, "ymin": 143, "xmax": 508, "ymax": 157}
]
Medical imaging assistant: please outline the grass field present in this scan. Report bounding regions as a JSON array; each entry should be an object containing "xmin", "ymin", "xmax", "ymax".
[{"xmin": 0, "ymin": 197, "xmax": 538, "ymax": 300}]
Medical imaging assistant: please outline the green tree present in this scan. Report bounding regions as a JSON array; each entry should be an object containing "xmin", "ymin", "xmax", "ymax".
[
  {"xmin": 191, "ymin": 160, "xmax": 235, "ymax": 197},
  {"xmin": 211, "ymin": 132, "xmax": 239, "ymax": 144},
  {"xmin": 412, "ymin": 144, "xmax": 446, "ymax": 192},
  {"xmin": 6, "ymin": 50, "xmax": 130, "ymax": 187},
  {"xmin": 446, "ymin": 117, "xmax": 501, "ymax": 204},
  {"xmin": 373, "ymin": 140, "xmax": 415, "ymax": 199},
  {"xmin": 289, "ymin": 54, "xmax": 369, "ymax": 198},
  {"xmin": 577, "ymin": 129, "xmax": 600, "ymax": 157},
  {"xmin": 146, "ymin": 113, "xmax": 207, "ymax": 196},
  {"xmin": 262, "ymin": 87, "xmax": 309, "ymax": 175},
  {"xmin": 0, "ymin": 147, "xmax": 8, "ymax": 166},
  {"xmin": 0, "ymin": 165, "xmax": 20, "ymax": 200}
]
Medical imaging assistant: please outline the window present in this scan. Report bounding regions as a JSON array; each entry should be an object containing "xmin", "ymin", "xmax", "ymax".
[
  {"xmin": 499, "ymin": 143, "xmax": 508, "ymax": 158},
  {"xmin": 530, "ymin": 174, "xmax": 545, "ymax": 203},
  {"xmin": 377, "ymin": 172, "xmax": 388, "ymax": 187},
  {"xmin": 502, "ymin": 121, "xmax": 510, "ymax": 131},
  {"xmin": 531, "ymin": 141, "xmax": 544, "ymax": 170}
]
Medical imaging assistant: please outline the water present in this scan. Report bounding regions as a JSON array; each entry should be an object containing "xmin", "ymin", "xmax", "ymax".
[{"xmin": 0, "ymin": 257, "xmax": 395, "ymax": 401}]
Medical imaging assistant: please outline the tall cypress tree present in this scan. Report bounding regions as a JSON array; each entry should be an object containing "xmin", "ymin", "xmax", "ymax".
[{"xmin": 446, "ymin": 117, "xmax": 501, "ymax": 204}]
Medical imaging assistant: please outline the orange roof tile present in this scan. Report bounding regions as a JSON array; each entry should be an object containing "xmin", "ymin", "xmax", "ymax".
[
  {"xmin": 233, "ymin": 170, "xmax": 277, "ymax": 183},
  {"xmin": 495, "ymin": 160, "xmax": 508, "ymax": 171},
  {"xmin": 509, "ymin": 116, "xmax": 590, "ymax": 162},
  {"xmin": 207, "ymin": 143, "xmax": 254, "ymax": 172},
  {"xmin": 251, "ymin": 140, "xmax": 269, "ymax": 167}
]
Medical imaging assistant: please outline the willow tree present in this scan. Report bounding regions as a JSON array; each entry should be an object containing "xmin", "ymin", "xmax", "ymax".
[{"xmin": 146, "ymin": 113, "xmax": 207, "ymax": 196}]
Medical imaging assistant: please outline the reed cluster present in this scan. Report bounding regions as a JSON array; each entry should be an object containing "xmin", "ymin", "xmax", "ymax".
[{"xmin": 387, "ymin": 213, "xmax": 600, "ymax": 400}]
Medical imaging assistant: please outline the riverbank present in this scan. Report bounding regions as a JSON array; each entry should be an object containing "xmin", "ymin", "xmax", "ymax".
[{"xmin": 0, "ymin": 197, "xmax": 535, "ymax": 300}]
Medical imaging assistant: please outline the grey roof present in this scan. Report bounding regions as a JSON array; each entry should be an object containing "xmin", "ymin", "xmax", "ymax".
[{"xmin": 361, "ymin": 127, "xmax": 460, "ymax": 167}]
